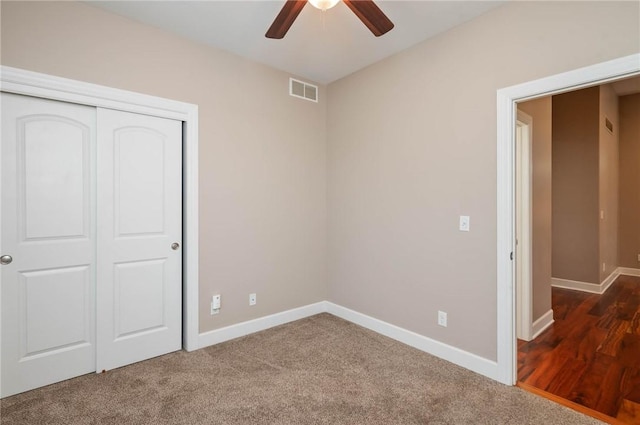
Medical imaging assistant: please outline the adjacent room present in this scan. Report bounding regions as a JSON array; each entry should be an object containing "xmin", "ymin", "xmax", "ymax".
[
  {"xmin": 515, "ymin": 78, "xmax": 640, "ymax": 422},
  {"xmin": 1, "ymin": 1, "xmax": 639, "ymax": 424}
]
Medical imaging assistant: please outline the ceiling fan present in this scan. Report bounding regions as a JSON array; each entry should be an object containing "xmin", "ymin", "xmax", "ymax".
[{"xmin": 266, "ymin": 0, "xmax": 394, "ymax": 39}]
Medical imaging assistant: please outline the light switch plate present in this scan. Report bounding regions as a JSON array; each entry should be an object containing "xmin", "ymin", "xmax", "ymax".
[
  {"xmin": 211, "ymin": 294, "xmax": 221, "ymax": 315},
  {"xmin": 459, "ymin": 215, "xmax": 470, "ymax": 232},
  {"xmin": 438, "ymin": 311, "xmax": 448, "ymax": 327}
]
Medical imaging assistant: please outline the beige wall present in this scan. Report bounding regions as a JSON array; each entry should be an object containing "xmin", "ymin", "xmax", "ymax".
[
  {"xmin": 327, "ymin": 2, "xmax": 638, "ymax": 360},
  {"xmin": 599, "ymin": 84, "xmax": 620, "ymax": 281},
  {"xmin": 619, "ymin": 93, "xmax": 640, "ymax": 268},
  {"xmin": 551, "ymin": 87, "xmax": 600, "ymax": 284},
  {"xmin": 0, "ymin": 1, "xmax": 328, "ymax": 333},
  {"xmin": 551, "ymin": 84, "xmax": 621, "ymax": 285},
  {"xmin": 518, "ymin": 97, "xmax": 552, "ymax": 322},
  {"xmin": 2, "ymin": 1, "xmax": 639, "ymax": 363}
]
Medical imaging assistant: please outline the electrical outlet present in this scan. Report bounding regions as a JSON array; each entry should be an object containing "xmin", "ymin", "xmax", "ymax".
[
  {"xmin": 438, "ymin": 311, "xmax": 447, "ymax": 327},
  {"xmin": 249, "ymin": 293, "xmax": 257, "ymax": 306},
  {"xmin": 602, "ymin": 263, "xmax": 606, "ymax": 272},
  {"xmin": 637, "ymin": 254, "xmax": 640, "ymax": 262},
  {"xmin": 211, "ymin": 294, "xmax": 221, "ymax": 315}
]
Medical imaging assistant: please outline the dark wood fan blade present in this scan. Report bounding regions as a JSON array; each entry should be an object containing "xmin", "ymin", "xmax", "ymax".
[
  {"xmin": 266, "ymin": 0, "xmax": 307, "ymax": 39},
  {"xmin": 343, "ymin": 0, "xmax": 394, "ymax": 37}
]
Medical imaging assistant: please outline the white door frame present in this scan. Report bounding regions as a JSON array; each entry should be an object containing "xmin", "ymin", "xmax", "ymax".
[
  {"xmin": 496, "ymin": 53, "xmax": 640, "ymax": 385},
  {"xmin": 515, "ymin": 110, "xmax": 533, "ymax": 342},
  {"xmin": 0, "ymin": 66, "xmax": 200, "ymax": 360}
]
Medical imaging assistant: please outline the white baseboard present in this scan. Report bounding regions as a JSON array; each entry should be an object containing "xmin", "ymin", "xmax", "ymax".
[
  {"xmin": 551, "ymin": 277, "xmax": 601, "ymax": 293},
  {"xmin": 600, "ymin": 269, "xmax": 621, "ymax": 293},
  {"xmin": 325, "ymin": 302, "xmax": 499, "ymax": 381},
  {"xmin": 198, "ymin": 302, "xmax": 327, "ymax": 349},
  {"xmin": 197, "ymin": 300, "xmax": 499, "ymax": 382},
  {"xmin": 618, "ymin": 267, "xmax": 640, "ymax": 277},
  {"xmin": 551, "ymin": 266, "xmax": 638, "ymax": 295},
  {"xmin": 552, "ymin": 269, "xmax": 615, "ymax": 294},
  {"xmin": 531, "ymin": 309, "xmax": 554, "ymax": 340}
]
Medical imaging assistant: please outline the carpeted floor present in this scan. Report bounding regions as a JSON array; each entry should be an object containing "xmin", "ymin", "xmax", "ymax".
[{"xmin": 1, "ymin": 313, "xmax": 603, "ymax": 424}]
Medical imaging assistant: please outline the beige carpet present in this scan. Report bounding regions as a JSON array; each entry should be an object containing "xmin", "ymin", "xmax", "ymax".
[{"xmin": 1, "ymin": 313, "xmax": 603, "ymax": 424}]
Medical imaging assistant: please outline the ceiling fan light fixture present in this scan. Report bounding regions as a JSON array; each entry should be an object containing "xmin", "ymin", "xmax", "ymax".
[
  {"xmin": 308, "ymin": 0, "xmax": 340, "ymax": 11},
  {"xmin": 266, "ymin": 0, "xmax": 394, "ymax": 39}
]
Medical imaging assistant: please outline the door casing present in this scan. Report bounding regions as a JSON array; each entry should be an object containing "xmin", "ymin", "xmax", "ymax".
[{"xmin": 515, "ymin": 110, "xmax": 533, "ymax": 342}]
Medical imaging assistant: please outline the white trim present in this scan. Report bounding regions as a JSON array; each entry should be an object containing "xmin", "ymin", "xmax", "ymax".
[
  {"xmin": 0, "ymin": 66, "xmax": 200, "ymax": 353},
  {"xmin": 198, "ymin": 302, "xmax": 327, "ymax": 348},
  {"xmin": 618, "ymin": 267, "xmax": 640, "ymax": 277},
  {"xmin": 325, "ymin": 302, "xmax": 499, "ymax": 381},
  {"xmin": 515, "ymin": 111, "xmax": 533, "ymax": 342},
  {"xmin": 198, "ymin": 301, "xmax": 499, "ymax": 381},
  {"xmin": 551, "ymin": 277, "xmax": 606, "ymax": 294},
  {"xmin": 0, "ymin": 67, "xmax": 190, "ymax": 120},
  {"xmin": 496, "ymin": 72, "xmax": 517, "ymax": 385},
  {"xmin": 531, "ymin": 309, "xmax": 554, "ymax": 340},
  {"xmin": 496, "ymin": 53, "xmax": 640, "ymax": 385},
  {"xmin": 599, "ymin": 269, "xmax": 619, "ymax": 294},
  {"xmin": 182, "ymin": 110, "xmax": 199, "ymax": 352},
  {"xmin": 551, "ymin": 277, "xmax": 602, "ymax": 294},
  {"xmin": 551, "ymin": 266, "xmax": 639, "ymax": 295}
]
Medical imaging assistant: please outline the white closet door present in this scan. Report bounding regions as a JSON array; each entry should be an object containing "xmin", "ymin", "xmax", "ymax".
[
  {"xmin": 1, "ymin": 93, "xmax": 96, "ymax": 397},
  {"xmin": 96, "ymin": 108, "xmax": 182, "ymax": 372}
]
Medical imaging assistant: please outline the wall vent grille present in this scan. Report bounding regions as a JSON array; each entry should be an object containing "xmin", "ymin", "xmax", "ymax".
[{"xmin": 289, "ymin": 78, "xmax": 318, "ymax": 103}]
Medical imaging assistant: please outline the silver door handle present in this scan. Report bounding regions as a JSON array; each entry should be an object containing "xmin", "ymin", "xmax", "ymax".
[
  {"xmin": 171, "ymin": 243, "xmax": 180, "ymax": 251},
  {"xmin": 0, "ymin": 255, "xmax": 13, "ymax": 265}
]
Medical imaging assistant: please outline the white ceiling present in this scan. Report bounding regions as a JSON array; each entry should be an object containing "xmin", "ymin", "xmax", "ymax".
[{"xmin": 89, "ymin": 1, "xmax": 505, "ymax": 84}]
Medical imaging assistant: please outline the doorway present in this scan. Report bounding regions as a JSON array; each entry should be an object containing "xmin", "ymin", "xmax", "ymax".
[
  {"xmin": 495, "ymin": 53, "xmax": 640, "ymax": 385},
  {"xmin": 514, "ymin": 78, "xmax": 640, "ymax": 421}
]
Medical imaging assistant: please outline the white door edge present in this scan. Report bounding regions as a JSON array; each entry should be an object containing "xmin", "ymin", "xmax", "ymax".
[
  {"xmin": 0, "ymin": 66, "xmax": 200, "ymax": 397},
  {"xmin": 496, "ymin": 53, "xmax": 640, "ymax": 385}
]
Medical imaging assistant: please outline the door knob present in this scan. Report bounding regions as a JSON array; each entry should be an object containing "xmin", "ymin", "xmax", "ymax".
[
  {"xmin": 0, "ymin": 255, "xmax": 13, "ymax": 265},
  {"xmin": 171, "ymin": 243, "xmax": 180, "ymax": 251}
]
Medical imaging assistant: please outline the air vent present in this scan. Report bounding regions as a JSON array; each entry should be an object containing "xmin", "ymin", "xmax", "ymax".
[
  {"xmin": 605, "ymin": 117, "xmax": 614, "ymax": 134},
  {"xmin": 289, "ymin": 78, "xmax": 318, "ymax": 103}
]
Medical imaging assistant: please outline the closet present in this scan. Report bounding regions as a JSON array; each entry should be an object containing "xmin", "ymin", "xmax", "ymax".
[{"xmin": 1, "ymin": 93, "xmax": 183, "ymax": 397}]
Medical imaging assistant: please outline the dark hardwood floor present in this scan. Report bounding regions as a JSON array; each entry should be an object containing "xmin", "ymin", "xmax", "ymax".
[{"xmin": 518, "ymin": 274, "xmax": 640, "ymax": 424}]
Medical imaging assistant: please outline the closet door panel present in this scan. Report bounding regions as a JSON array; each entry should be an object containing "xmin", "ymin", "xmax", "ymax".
[
  {"xmin": 115, "ymin": 127, "xmax": 166, "ymax": 236},
  {"xmin": 1, "ymin": 93, "xmax": 96, "ymax": 397},
  {"xmin": 96, "ymin": 108, "xmax": 182, "ymax": 372}
]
